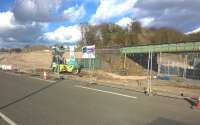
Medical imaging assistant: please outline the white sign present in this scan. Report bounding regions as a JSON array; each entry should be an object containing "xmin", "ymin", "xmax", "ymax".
[
  {"xmin": 69, "ymin": 46, "xmax": 75, "ymax": 58},
  {"xmin": 82, "ymin": 45, "xmax": 95, "ymax": 59}
]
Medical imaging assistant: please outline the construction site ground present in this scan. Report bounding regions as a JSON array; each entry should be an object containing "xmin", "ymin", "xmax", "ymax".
[
  {"xmin": 0, "ymin": 51, "xmax": 200, "ymax": 98},
  {"xmin": 69, "ymin": 70, "xmax": 200, "ymax": 98}
]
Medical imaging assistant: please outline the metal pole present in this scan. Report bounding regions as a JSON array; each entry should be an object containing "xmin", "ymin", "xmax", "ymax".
[
  {"xmin": 167, "ymin": 60, "xmax": 170, "ymax": 76},
  {"xmin": 124, "ymin": 53, "xmax": 127, "ymax": 70},
  {"xmin": 83, "ymin": 58, "xmax": 85, "ymax": 68},
  {"xmin": 158, "ymin": 52, "xmax": 161, "ymax": 76},
  {"xmin": 184, "ymin": 54, "xmax": 188, "ymax": 79},
  {"xmin": 172, "ymin": 61, "xmax": 175, "ymax": 75},
  {"xmin": 147, "ymin": 51, "xmax": 150, "ymax": 95},
  {"xmin": 57, "ymin": 56, "xmax": 60, "ymax": 78},
  {"xmin": 193, "ymin": 57, "xmax": 196, "ymax": 79},
  {"xmin": 89, "ymin": 54, "xmax": 92, "ymax": 83},
  {"xmin": 177, "ymin": 62, "xmax": 180, "ymax": 76},
  {"xmin": 93, "ymin": 58, "xmax": 95, "ymax": 71},
  {"xmin": 183, "ymin": 54, "xmax": 186, "ymax": 78},
  {"xmin": 150, "ymin": 51, "xmax": 153, "ymax": 94},
  {"xmin": 89, "ymin": 54, "xmax": 91, "ymax": 73}
]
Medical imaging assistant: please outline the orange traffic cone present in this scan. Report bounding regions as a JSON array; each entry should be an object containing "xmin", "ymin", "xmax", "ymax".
[
  {"xmin": 43, "ymin": 71, "xmax": 47, "ymax": 80},
  {"xmin": 197, "ymin": 96, "xmax": 200, "ymax": 109}
]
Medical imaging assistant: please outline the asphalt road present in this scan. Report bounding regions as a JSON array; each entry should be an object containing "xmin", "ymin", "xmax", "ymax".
[{"xmin": 0, "ymin": 71, "xmax": 200, "ymax": 125}]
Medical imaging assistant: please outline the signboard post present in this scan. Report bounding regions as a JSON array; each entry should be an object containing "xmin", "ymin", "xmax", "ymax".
[
  {"xmin": 147, "ymin": 50, "xmax": 153, "ymax": 95},
  {"xmin": 82, "ymin": 45, "xmax": 96, "ymax": 83}
]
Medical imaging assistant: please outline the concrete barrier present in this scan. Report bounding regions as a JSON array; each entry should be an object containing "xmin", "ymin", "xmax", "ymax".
[{"xmin": 0, "ymin": 64, "xmax": 12, "ymax": 71}]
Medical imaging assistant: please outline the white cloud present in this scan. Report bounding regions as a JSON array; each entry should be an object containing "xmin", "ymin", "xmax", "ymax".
[
  {"xmin": 0, "ymin": 0, "xmax": 86, "ymax": 48},
  {"xmin": 63, "ymin": 5, "xmax": 86, "ymax": 22},
  {"xmin": 116, "ymin": 17, "xmax": 132, "ymax": 27},
  {"xmin": 139, "ymin": 17, "xmax": 154, "ymax": 27},
  {"xmin": 13, "ymin": 0, "xmax": 62, "ymax": 22},
  {"xmin": 13, "ymin": 0, "xmax": 85, "ymax": 23},
  {"xmin": 90, "ymin": 0, "xmax": 138, "ymax": 24},
  {"xmin": 7, "ymin": 37, "xmax": 17, "ymax": 42},
  {"xmin": 0, "ymin": 11, "xmax": 46, "ymax": 47},
  {"xmin": 186, "ymin": 27, "xmax": 200, "ymax": 35},
  {"xmin": 42, "ymin": 25, "xmax": 81, "ymax": 43},
  {"xmin": 0, "ymin": 11, "xmax": 15, "ymax": 28},
  {"xmin": 133, "ymin": 0, "xmax": 200, "ymax": 32}
]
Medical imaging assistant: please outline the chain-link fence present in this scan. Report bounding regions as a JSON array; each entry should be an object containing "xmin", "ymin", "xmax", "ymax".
[
  {"xmin": 158, "ymin": 53, "xmax": 200, "ymax": 80},
  {"xmin": 79, "ymin": 49, "xmax": 129, "ymax": 75}
]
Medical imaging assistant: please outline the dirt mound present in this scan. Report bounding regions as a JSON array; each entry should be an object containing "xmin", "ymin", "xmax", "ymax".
[
  {"xmin": 0, "ymin": 51, "xmax": 52, "ymax": 72},
  {"xmin": 97, "ymin": 52, "xmax": 146, "ymax": 75}
]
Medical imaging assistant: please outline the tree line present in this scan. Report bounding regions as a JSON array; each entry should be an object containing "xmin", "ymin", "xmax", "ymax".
[{"xmin": 79, "ymin": 21, "xmax": 200, "ymax": 48}]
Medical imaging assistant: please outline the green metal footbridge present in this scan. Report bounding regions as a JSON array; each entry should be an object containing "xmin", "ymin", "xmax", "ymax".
[
  {"xmin": 120, "ymin": 42, "xmax": 200, "ymax": 54},
  {"xmin": 120, "ymin": 42, "xmax": 200, "ymax": 94}
]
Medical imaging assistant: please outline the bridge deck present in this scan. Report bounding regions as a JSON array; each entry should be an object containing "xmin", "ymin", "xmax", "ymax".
[{"xmin": 120, "ymin": 42, "xmax": 200, "ymax": 54}]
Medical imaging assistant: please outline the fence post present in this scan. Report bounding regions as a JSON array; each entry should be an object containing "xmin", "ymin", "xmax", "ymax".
[
  {"xmin": 183, "ymin": 54, "xmax": 188, "ymax": 79},
  {"xmin": 167, "ymin": 60, "xmax": 170, "ymax": 76},
  {"xmin": 123, "ymin": 53, "xmax": 127, "ymax": 70},
  {"xmin": 147, "ymin": 50, "xmax": 153, "ymax": 95},
  {"xmin": 158, "ymin": 52, "xmax": 162, "ymax": 76},
  {"xmin": 150, "ymin": 51, "xmax": 153, "ymax": 94}
]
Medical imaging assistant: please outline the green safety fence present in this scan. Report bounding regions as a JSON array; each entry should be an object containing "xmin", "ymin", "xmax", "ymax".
[{"xmin": 80, "ymin": 55, "xmax": 102, "ymax": 69}]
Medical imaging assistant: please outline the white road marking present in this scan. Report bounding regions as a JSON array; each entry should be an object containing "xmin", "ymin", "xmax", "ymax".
[
  {"xmin": 0, "ymin": 112, "xmax": 17, "ymax": 125},
  {"xmin": 75, "ymin": 85, "xmax": 137, "ymax": 99},
  {"xmin": 29, "ymin": 77, "xmax": 56, "ymax": 83}
]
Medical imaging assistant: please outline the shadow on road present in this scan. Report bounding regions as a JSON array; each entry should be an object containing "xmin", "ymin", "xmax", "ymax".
[
  {"xmin": 184, "ymin": 97, "xmax": 197, "ymax": 109},
  {"xmin": 0, "ymin": 80, "xmax": 61, "ymax": 110},
  {"xmin": 148, "ymin": 117, "xmax": 188, "ymax": 125}
]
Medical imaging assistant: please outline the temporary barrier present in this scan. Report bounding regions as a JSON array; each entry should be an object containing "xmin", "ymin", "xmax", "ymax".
[{"xmin": 1, "ymin": 65, "xmax": 12, "ymax": 70}]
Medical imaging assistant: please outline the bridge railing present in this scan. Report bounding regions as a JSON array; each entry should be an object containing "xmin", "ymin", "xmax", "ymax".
[{"xmin": 120, "ymin": 42, "xmax": 200, "ymax": 54}]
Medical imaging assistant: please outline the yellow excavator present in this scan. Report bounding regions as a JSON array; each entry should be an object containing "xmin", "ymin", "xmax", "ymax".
[{"xmin": 51, "ymin": 45, "xmax": 81, "ymax": 75}]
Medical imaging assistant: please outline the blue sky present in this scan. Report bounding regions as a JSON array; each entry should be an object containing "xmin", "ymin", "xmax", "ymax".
[
  {"xmin": 0, "ymin": 0, "xmax": 200, "ymax": 48},
  {"xmin": 0, "ymin": 0, "xmax": 14, "ymax": 11}
]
